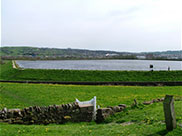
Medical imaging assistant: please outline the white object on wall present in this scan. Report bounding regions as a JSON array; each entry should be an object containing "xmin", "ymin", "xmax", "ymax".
[{"xmin": 76, "ymin": 96, "xmax": 96, "ymax": 120}]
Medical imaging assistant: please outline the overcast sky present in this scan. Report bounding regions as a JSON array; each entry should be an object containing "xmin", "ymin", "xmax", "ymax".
[{"xmin": 1, "ymin": 0, "xmax": 182, "ymax": 52}]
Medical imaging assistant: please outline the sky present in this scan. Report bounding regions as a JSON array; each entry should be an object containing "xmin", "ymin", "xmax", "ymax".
[{"xmin": 1, "ymin": 0, "xmax": 182, "ymax": 52}]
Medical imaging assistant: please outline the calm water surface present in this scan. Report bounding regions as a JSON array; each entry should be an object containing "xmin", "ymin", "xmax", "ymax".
[{"xmin": 16, "ymin": 60, "xmax": 182, "ymax": 71}]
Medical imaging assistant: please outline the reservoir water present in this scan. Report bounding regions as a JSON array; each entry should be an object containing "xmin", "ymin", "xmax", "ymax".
[{"xmin": 16, "ymin": 60, "xmax": 182, "ymax": 71}]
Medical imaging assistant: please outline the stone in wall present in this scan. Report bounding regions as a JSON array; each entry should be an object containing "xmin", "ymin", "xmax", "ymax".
[
  {"xmin": 143, "ymin": 98, "xmax": 164, "ymax": 105},
  {"xmin": 96, "ymin": 104, "xmax": 127, "ymax": 123}
]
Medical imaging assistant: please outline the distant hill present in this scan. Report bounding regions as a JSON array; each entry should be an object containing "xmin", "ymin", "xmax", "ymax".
[
  {"xmin": 0, "ymin": 46, "xmax": 122, "ymax": 56},
  {"xmin": 142, "ymin": 50, "xmax": 182, "ymax": 55},
  {"xmin": 0, "ymin": 46, "xmax": 131, "ymax": 59},
  {"xmin": 0, "ymin": 46, "xmax": 181, "ymax": 60}
]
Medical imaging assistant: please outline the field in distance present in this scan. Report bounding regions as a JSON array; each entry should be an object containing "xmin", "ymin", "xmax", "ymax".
[
  {"xmin": 0, "ymin": 83, "xmax": 182, "ymax": 136},
  {"xmin": 1, "ymin": 61, "xmax": 182, "ymax": 82}
]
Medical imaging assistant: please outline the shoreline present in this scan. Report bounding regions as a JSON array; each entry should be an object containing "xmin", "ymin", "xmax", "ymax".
[{"xmin": 4, "ymin": 58, "xmax": 182, "ymax": 61}]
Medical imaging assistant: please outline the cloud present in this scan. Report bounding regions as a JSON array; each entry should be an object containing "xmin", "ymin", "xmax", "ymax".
[{"xmin": 1, "ymin": 0, "xmax": 181, "ymax": 51}]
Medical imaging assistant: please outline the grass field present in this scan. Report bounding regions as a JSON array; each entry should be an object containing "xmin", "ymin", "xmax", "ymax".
[
  {"xmin": 0, "ymin": 83, "xmax": 182, "ymax": 136},
  {"xmin": 1, "ymin": 61, "xmax": 182, "ymax": 82}
]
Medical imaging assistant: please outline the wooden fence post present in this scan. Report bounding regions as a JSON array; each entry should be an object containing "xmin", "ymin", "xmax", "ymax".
[{"xmin": 163, "ymin": 95, "xmax": 176, "ymax": 131}]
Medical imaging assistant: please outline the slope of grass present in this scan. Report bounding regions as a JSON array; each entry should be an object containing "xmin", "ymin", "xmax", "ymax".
[
  {"xmin": 0, "ymin": 61, "xmax": 182, "ymax": 82},
  {"xmin": 0, "ymin": 83, "xmax": 182, "ymax": 136},
  {"xmin": 1, "ymin": 83, "xmax": 182, "ymax": 109}
]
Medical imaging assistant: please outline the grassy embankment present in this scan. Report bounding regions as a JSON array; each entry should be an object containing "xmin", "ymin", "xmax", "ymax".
[
  {"xmin": 0, "ymin": 61, "xmax": 182, "ymax": 82},
  {"xmin": 0, "ymin": 83, "xmax": 182, "ymax": 136}
]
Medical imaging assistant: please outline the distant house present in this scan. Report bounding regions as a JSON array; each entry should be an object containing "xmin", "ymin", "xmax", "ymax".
[
  {"xmin": 136, "ymin": 56, "xmax": 146, "ymax": 59},
  {"xmin": 105, "ymin": 53, "xmax": 119, "ymax": 57},
  {"xmin": 167, "ymin": 56, "xmax": 178, "ymax": 59}
]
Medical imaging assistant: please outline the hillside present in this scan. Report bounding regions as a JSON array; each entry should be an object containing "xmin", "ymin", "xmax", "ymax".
[
  {"xmin": 0, "ymin": 46, "xmax": 181, "ymax": 60},
  {"xmin": 0, "ymin": 46, "xmax": 124, "ymax": 59}
]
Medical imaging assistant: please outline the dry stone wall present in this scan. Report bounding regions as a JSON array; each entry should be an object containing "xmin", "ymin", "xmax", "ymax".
[
  {"xmin": 0, "ymin": 98, "xmax": 166, "ymax": 125},
  {"xmin": 0, "ymin": 102, "xmax": 94, "ymax": 124}
]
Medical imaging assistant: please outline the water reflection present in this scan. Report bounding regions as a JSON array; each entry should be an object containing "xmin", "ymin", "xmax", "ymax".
[{"xmin": 16, "ymin": 60, "xmax": 182, "ymax": 71}]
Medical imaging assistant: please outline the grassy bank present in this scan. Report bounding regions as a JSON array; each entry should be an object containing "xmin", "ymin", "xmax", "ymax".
[
  {"xmin": 0, "ymin": 61, "xmax": 182, "ymax": 82},
  {"xmin": 0, "ymin": 83, "xmax": 182, "ymax": 135}
]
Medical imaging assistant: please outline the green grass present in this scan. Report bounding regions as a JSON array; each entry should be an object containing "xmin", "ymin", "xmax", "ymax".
[
  {"xmin": 1, "ymin": 61, "xmax": 182, "ymax": 82},
  {"xmin": 0, "ymin": 83, "xmax": 182, "ymax": 135}
]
